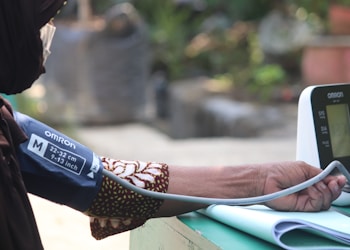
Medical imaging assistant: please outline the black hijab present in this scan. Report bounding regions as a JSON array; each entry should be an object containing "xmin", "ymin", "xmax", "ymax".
[
  {"xmin": 0, "ymin": 0, "xmax": 66, "ymax": 94},
  {"xmin": 0, "ymin": 2, "xmax": 66, "ymax": 249}
]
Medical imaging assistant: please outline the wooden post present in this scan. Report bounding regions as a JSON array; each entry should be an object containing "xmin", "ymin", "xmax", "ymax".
[{"xmin": 77, "ymin": 0, "xmax": 92, "ymax": 25}]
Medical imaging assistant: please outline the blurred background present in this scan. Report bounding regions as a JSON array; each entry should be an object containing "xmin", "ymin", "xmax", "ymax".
[
  {"xmin": 9, "ymin": 0, "xmax": 350, "ymax": 249},
  {"xmin": 11, "ymin": 0, "xmax": 350, "ymax": 139}
]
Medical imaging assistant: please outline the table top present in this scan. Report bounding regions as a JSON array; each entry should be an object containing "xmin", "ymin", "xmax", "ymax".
[
  {"xmin": 178, "ymin": 212, "xmax": 282, "ymax": 250},
  {"xmin": 178, "ymin": 206, "xmax": 350, "ymax": 250}
]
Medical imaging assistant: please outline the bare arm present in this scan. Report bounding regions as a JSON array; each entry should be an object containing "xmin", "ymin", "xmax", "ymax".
[
  {"xmin": 155, "ymin": 161, "xmax": 347, "ymax": 217},
  {"xmin": 86, "ymin": 159, "xmax": 346, "ymax": 239}
]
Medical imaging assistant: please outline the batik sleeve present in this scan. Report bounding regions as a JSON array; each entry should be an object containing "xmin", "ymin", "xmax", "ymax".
[{"xmin": 85, "ymin": 157, "xmax": 169, "ymax": 240}]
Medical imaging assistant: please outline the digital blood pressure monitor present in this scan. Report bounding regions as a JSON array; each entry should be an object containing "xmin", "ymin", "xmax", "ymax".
[{"xmin": 296, "ymin": 83, "xmax": 350, "ymax": 206}]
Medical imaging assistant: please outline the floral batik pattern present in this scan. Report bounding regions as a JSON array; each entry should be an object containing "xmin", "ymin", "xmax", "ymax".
[{"xmin": 85, "ymin": 157, "xmax": 169, "ymax": 239}]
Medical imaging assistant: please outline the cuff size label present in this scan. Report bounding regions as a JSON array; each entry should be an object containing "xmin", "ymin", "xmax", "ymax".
[{"xmin": 27, "ymin": 133, "xmax": 86, "ymax": 176}]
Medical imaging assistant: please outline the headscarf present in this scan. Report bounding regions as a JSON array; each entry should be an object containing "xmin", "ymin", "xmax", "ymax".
[
  {"xmin": 0, "ymin": 0, "xmax": 66, "ymax": 94},
  {"xmin": 0, "ymin": 2, "xmax": 67, "ymax": 249}
]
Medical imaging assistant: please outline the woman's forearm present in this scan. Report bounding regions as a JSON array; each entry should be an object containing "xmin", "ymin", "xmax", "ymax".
[
  {"xmin": 83, "ymin": 159, "xmax": 345, "ymax": 239},
  {"xmin": 155, "ymin": 164, "xmax": 262, "ymax": 217},
  {"xmin": 156, "ymin": 161, "xmax": 347, "ymax": 216}
]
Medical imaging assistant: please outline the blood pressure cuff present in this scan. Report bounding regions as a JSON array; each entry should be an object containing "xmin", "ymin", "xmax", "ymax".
[{"xmin": 14, "ymin": 111, "xmax": 103, "ymax": 211}]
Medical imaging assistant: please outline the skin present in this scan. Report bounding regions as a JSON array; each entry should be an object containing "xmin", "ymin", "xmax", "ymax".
[{"xmin": 154, "ymin": 161, "xmax": 347, "ymax": 217}]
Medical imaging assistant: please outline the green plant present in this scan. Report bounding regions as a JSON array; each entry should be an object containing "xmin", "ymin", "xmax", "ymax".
[
  {"xmin": 250, "ymin": 64, "xmax": 287, "ymax": 101},
  {"xmin": 131, "ymin": 1, "xmax": 302, "ymax": 101},
  {"xmin": 291, "ymin": 1, "xmax": 329, "ymax": 16},
  {"xmin": 333, "ymin": 0, "xmax": 350, "ymax": 6},
  {"xmin": 132, "ymin": 0, "xmax": 277, "ymax": 80},
  {"xmin": 133, "ymin": 0, "xmax": 201, "ymax": 80},
  {"xmin": 204, "ymin": 0, "xmax": 273, "ymax": 21},
  {"xmin": 185, "ymin": 21, "xmax": 256, "ymax": 77}
]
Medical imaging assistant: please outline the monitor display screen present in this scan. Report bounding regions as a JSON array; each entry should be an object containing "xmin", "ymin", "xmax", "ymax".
[{"xmin": 326, "ymin": 103, "xmax": 350, "ymax": 158}]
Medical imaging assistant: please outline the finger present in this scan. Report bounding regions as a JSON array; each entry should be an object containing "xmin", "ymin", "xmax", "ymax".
[
  {"xmin": 327, "ymin": 178, "xmax": 344, "ymax": 200},
  {"xmin": 324, "ymin": 175, "xmax": 347, "ymax": 187},
  {"xmin": 337, "ymin": 175, "xmax": 348, "ymax": 187},
  {"xmin": 314, "ymin": 181, "xmax": 332, "ymax": 210},
  {"xmin": 305, "ymin": 185, "xmax": 324, "ymax": 211}
]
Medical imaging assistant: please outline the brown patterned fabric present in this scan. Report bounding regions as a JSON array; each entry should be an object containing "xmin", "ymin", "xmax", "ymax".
[
  {"xmin": 0, "ymin": 97, "xmax": 44, "ymax": 250},
  {"xmin": 86, "ymin": 157, "xmax": 169, "ymax": 240}
]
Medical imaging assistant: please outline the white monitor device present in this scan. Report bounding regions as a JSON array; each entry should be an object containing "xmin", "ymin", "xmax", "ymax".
[{"xmin": 296, "ymin": 83, "xmax": 350, "ymax": 206}]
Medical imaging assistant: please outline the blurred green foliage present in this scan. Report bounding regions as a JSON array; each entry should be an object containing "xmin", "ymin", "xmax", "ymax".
[
  {"xmin": 251, "ymin": 64, "xmax": 286, "ymax": 101},
  {"xmin": 88, "ymin": 0, "xmax": 331, "ymax": 101},
  {"xmin": 133, "ymin": 0, "xmax": 198, "ymax": 79},
  {"xmin": 131, "ymin": 0, "xmax": 274, "ymax": 80}
]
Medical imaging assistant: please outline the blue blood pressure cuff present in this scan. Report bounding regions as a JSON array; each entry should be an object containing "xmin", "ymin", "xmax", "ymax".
[{"xmin": 14, "ymin": 112, "xmax": 103, "ymax": 212}]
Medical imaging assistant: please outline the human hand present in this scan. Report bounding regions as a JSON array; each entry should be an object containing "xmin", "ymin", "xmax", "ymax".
[{"xmin": 260, "ymin": 161, "xmax": 347, "ymax": 212}]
